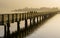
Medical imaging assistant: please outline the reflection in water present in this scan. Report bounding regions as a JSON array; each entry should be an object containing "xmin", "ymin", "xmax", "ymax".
[
  {"xmin": 0, "ymin": 26, "xmax": 4, "ymax": 37},
  {"xmin": 20, "ymin": 20, "xmax": 25, "ymax": 29},
  {"xmin": 26, "ymin": 14, "xmax": 60, "ymax": 38},
  {"xmin": 0, "ymin": 14, "xmax": 60, "ymax": 38},
  {"xmin": 10, "ymin": 22, "xmax": 17, "ymax": 34}
]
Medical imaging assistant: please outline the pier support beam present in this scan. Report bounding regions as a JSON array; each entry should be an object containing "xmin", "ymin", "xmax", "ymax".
[
  {"xmin": 41, "ymin": 16, "xmax": 43, "ymax": 22},
  {"xmin": 37, "ymin": 16, "xmax": 38, "ymax": 24},
  {"xmin": 39, "ymin": 16, "xmax": 41, "ymax": 22},
  {"xmin": 29, "ymin": 18, "xmax": 32, "ymax": 32},
  {"xmin": 24, "ymin": 13, "xmax": 28, "ymax": 36},
  {"xmin": 25, "ymin": 19, "xmax": 28, "ymax": 29},
  {"xmin": 6, "ymin": 22, "xmax": 10, "ymax": 38},
  {"xmin": 17, "ymin": 21, "xmax": 20, "ymax": 33},
  {"xmin": 2, "ymin": 15, "xmax": 4, "ymax": 25},
  {"xmin": 40, "ymin": 15, "xmax": 43, "ymax": 23},
  {"xmin": 33, "ymin": 17, "xmax": 35, "ymax": 25},
  {"xmin": 4, "ymin": 24, "xmax": 6, "ymax": 38},
  {"xmin": 15, "ymin": 14, "xmax": 17, "ymax": 22},
  {"xmin": 30, "ymin": 18, "xmax": 32, "ymax": 26},
  {"xmin": 44, "ymin": 15, "xmax": 46, "ymax": 20},
  {"xmin": 19, "ymin": 14, "xmax": 21, "ymax": 21},
  {"xmin": 6, "ymin": 14, "xmax": 10, "ymax": 38},
  {"xmin": 42, "ymin": 15, "xmax": 44, "ymax": 21},
  {"xmin": 12, "ymin": 14, "xmax": 14, "ymax": 23},
  {"xmin": 17, "ymin": 21, "xmax": 20, "ymax": 38}
]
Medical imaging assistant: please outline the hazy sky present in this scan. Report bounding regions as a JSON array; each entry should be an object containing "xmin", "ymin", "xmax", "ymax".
[{"xmin": 0, "ymin": 0, "xmax": 60, "ymax": 9}]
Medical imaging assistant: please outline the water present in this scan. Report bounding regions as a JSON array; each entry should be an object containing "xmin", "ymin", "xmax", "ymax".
[
  {"xmin": 26, "ymin": 14, "xmax": 60, "ymax": 38},
  {"xmin": 0, "ymin": 26, "xmax": 4, "ymax": 37},
  {"xmin": 0, "ymin": 14, "xmax": 60, "ymax": 38}
]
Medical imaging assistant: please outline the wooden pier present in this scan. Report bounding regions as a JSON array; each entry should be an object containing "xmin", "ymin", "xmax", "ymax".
[{"xmin": 0, "ymin": 11, "xmax": 57, "ymax": 38}]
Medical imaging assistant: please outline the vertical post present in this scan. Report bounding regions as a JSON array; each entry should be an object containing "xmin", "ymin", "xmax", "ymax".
[
  {"xmin": 12, "ymin": 14, "xmax": 14, "ymax": 23},
  {"xmin": 2, "ymin": 15, "xmax": 6, "ymax": 38},
  {"xmin": 37, "ymin": 16, "xmax": 38, "ymax": 24},
  {"xmin": 39, "ymin": 15, "xmax": 42, "ymax": 23},
  {"xmin": 2, "ymin": 15, "xmax": 4, "ymax": 25},
  {"xmin": 42, "ymin": 16, "xmax": 43, "ymax": 21},
  {"xmin": 4, "ymin": 24, "xmax": 6, "ymax": 38},
  {"xmin": 25, "ymin": 18, "xmax": 27, "ymax": 36},
  {"xmin": 15, "ymin": 14, "xmax": 17, "ymax": 22},
  {"xmin": 42, "ymin": 15, "xmax": 44, "ymax": 21},
  {"xmin": 44, "ymin": 15, "xmax": 46, "ymax": 20},
  {"xmin": 17, "ymin": 21, "xmax": 20, "ymax": 38},
  {"xmin": 30, "ymin": 18, "xmax": 32, "ymax": 26},
  {"xmin": 6, "ymin": 14, "xmax": 10, "ymax": 38},
  {"xmin": 33, "ymin": 17, "xmax": 35, "ymax": 25},
  {"xmin": 41, "ymin": 15, "xmax": 43, "ymax": 22},
  {"xmin": 25, "ymin": 14, "xmax": 28, "ymax": 36},
  {"xmin": 44, "ymin": 15, "xmax": 47, "ymax": 20},
  {"xmin": 19, "ymin": 14, "xmax": 21, "ymax": 21},
  {"xmin": 29, "ymin": 13, "xmax": 32, "ymax": 26},
  {"xmin": 7, "ymin": 23, "xmax": 10, "ymax": 38},
  {"xmin": 29, "ymin": 18, "xmax": 32, "ymax": 32},
  {"xmin": 17, "ymin": 21, "xmax": 20, "ymax": 33},
  {"xmin": 25, "ymin": 14, "xmax": 28, "ymax": 29},
  {"xmin": 25, "ymin": 19, "xmax": 27, "ymax": 29}
]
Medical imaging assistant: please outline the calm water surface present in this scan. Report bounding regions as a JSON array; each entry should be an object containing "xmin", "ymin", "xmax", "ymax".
[
  {"xmin": 0, "ymin": 14, "xmax": 60, "ymax": 38},
  {"xmin": 26, "ymin": 14, "xmax": 60, "ymax": 38}
]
